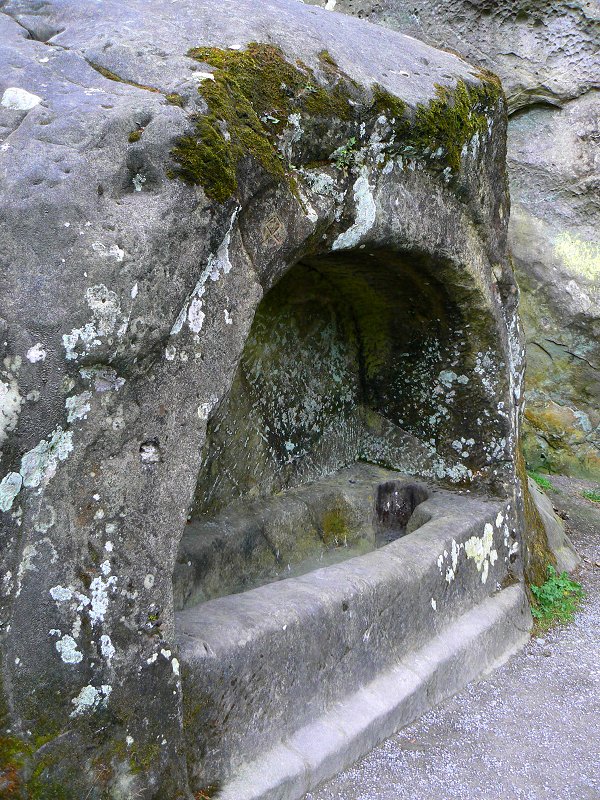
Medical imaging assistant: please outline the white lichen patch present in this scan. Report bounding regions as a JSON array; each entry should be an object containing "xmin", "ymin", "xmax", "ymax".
[
  {"xmin": 89, "ymin": 574, "xmax": 117, "ymax": 625},
  {"xmin": 66, "ymin": 391, "xmax": 92, "ymax": 423},
  {"xmin": 26, "ymin": 343, "xmax": 47, "ymax": 363},
  {"xmin": 197, "ymin": 397, "xmax": 218, "ymax": 421},
  {"xmin": 140, "ymin": 441, "xmax": 160, "ymax": 464},
  {"xmin": 55, "ymin": 633, "xmax": 83, "ymax": 664},
  {"xmin": 465, "ymin": 522, "xmax": 499, "ymax": 584},
  {"xmin": 474, "ymin": 351, "xmax": 499, "ymax": 398},
  {"xmin": 188, "ymin": 297, "xmax": 205, "ymax": 334},
  {"xmin": 50, "ymin": 585, "xmax": 74, "ymax": 603},
  {"xmin": 1, "ymin": 87, "xmax": 42, "ymax": 111},
  {"xmin": 70, "ymin": 684, "xmax": 112, "ymax": 717},
  {"xmin": 171, "ymin": 207, "xmax": 239, "ymax": 337},
  {"xmin": 63, "ymin": 284, "xmax": 123, "ymax": 361},
  {"xmin": 100, "ymin": 634, "xmax": 116, "ymax": 662},
  {"xmin": 20, "ymin": 427, "xmax": 73, "ymax": 489},
  {"xmin": 92, "ymin": 242, "xmax": 125, "ymax": 262},
  {"xmin": 0, "ymin": 472, "xmax": 23, "ymax": 512},
  {"xmin": 332, "ymin": 167, "xmax": 376, "ymax": 251},
  {"xmin": 2, "ymin": 570, "xmax": 13, "ymax": 597},
  {"xmin": 80, "ymin": 365, "xmax": 125, "ymax": 393},
  {"xmin": 132, "ymin": 173, "xmax": 146, "ymax": 192},
  {"xmin": 0, "ymin": 374, "xmax": 22, "ymax": 452}
]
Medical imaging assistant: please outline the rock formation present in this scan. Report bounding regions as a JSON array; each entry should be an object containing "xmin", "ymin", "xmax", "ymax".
[
  {"xmin": 0, "ymin": 0, "xmax": 550, "ymax": 796},
  {"xmin": 305, "ymin": 0, "xmax": 599, "ymax": 478}
]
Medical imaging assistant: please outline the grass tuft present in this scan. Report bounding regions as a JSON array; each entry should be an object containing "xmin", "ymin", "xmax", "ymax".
[
  {"xmin": 530, "ymin": 565, "xmax": 583, "ymax": 631},
  {"xmin": 528, "ymin": 470, "xmax": 554, "ymax": 492},
  {"xmin": 581, "ymin": 489, "xmax": 600, "ymax": 503}
]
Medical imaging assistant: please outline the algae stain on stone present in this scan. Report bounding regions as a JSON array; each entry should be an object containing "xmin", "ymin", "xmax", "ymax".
[
  {"xmin": 321, "ymin": 506, "xmax": 350, "ymax": 547},
  {"xmin": 554, "ymin": 232, "xmax": 600, "ymax": 280}
]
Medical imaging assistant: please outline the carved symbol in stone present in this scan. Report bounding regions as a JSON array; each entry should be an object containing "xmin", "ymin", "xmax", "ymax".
[{"xmin": 262, "ymin": 214, "xmax": 286, "ymax": 246}]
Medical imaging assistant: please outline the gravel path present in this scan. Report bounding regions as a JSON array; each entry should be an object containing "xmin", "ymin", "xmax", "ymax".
[{"xmin": 306, "ymin": 476, "xmax": 600, "ymax": 800}]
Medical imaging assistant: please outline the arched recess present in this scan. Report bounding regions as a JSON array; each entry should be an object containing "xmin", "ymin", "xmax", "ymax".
[{"xmin": 174, "ymin": 245, "xmax": 512, "ymax": 606}]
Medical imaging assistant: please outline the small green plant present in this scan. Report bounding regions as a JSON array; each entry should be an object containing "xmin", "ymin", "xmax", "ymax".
[
  {"xmin": 530, "ymin": 565, "xmax": 583, "ymax": 630},
  {"xmin": 331, "ymin": 136, "xmax": 357, "ymax": 169},
  {"xmin": 528, "ymin": 470, "xmax": 554, "ymax": 492},
  {"xmin": 582, "ymin": 489, "xmax": 600, "ymax": 503},
  {"xmin": 166, "ymin": 92, "xmax": 186, "ymax": 107}
]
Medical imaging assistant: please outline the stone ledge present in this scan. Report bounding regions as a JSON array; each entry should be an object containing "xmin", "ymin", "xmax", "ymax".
[
  {"xmin": 177, "ymin": 492, "xmax": 523, "ymax": 791},
  {"xmin": 217, "ymin": 583, "xmax": 531, "ymax": 800}
]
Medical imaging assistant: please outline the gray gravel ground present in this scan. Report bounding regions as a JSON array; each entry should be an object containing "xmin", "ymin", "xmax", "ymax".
[{"xmin": 306, "ymin": 475, "xmax": 600, "ymax": 800}]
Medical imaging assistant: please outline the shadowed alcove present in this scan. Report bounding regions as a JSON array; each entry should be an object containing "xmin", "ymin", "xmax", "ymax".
[{"xmin": 174, "ymin": 248, "xmax": 507, "ymax": 607}]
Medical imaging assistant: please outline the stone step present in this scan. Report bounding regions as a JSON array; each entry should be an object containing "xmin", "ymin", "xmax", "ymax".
[{"xmin": 216, "ymin": 583, "xmax": 530, "ymax": 800}]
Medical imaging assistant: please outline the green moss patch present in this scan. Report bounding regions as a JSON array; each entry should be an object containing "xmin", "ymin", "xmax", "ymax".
[
  {"xmin": 170, "ymin": 43, "xmax": 502, "ymax": 202},
  {"xmin": 409, "ymin": 79, "xmax": 500, "ymax": 173},
  {"xmin": 88, "ymin": 62, "xmax": 161, "ymax": 94},
  {"xmin": 582, "ymin": 489, "xmax": 600, "ymax": 503},
  {"xmin": 518, "ymin": 449, "xmax": 557, "ymax": 587},
  {"xmin": 166, "ymin": 92, "xmax": 186, "ymax": 107},
  {"xmin": 170, "ymin": 43, "xmax": 358, "ymax": 200},
  {"xmin": 321, "ymin": 507, "xmax": 351, "ymax": 547}
]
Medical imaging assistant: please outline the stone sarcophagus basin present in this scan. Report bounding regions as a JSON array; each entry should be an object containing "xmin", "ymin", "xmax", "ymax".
[{"xmin": 0, "ymin": 0, "xmax": 531, "ymax": 798}]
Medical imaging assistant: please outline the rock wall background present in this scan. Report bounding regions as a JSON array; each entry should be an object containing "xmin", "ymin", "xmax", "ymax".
[{"xmin": 306, "ymin": 0, "xmax": 600, "ymax": 478}]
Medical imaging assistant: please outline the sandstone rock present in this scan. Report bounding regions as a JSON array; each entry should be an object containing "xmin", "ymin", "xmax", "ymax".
[
  {"xmin": 305, "ymin": 0, "xmax": 600, "ymax": 478},
  {"xmin": 527, "ymin": 477, "xmax": 580, "ymax": 573},
  {"xmin": 0, "ymin": 0, "xmax": 522, "ymax": 796},
  {"xmin": 509, "ymin": 95, "xmax": 600, "ymax": 478},
  {"xmin": 306, "ymin": 0, "xmax": 599, "ymax": 109}
]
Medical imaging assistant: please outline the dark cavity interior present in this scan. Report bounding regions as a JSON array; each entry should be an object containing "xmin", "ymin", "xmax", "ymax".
[{"xmin": 175, "ymin": 249, "xmax": 506, "ymax": 607}]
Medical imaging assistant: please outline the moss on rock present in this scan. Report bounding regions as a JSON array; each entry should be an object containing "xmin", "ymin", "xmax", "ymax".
[
  {"xmin": 517, "ymin": 446, "xmax": 557, "ymax": 587},
  {"xmin": 321, "ymin": 506, "xmax": 351, "ymax": 547},
  {"xmin": 170, "ymin": 42, "xmax": 356, "ymax": 199},
  {"xmin": 409, "ymin": 79, "xmax": 501, "ymax": 173},
  {"xmin": 169, "ymin": 43, "xmax": 502, "ymax": 202}
]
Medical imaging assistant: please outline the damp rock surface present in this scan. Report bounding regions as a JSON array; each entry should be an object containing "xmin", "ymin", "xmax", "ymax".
[{"xmin": 176, "ymin": 464, "xmax": 430, "ymax": 606}]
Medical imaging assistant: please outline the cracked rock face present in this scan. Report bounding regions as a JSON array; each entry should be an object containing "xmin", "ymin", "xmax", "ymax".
[
  {"xmin": 0, "ymin": 0, "xmax": 522, "ymax": 796},
  {"xmin": 304, "ymin": 0, "xmax": 600, "ymax": 477}
]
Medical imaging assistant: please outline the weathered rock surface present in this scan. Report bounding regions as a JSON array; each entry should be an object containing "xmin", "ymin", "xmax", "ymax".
[
  {"xmin": 527, "ymin": 477, "xmax": 579, "ymax": 573},
  {"xmin": 510, "ymin": 95, "xmax": 600, "ymax": 477},
  {"xmin": 0, "ymin": 0, "xmax": 524, "ymax": 797},
  {"xmin": 305, "ymin": 0, "xmax": 600, "ymax": 477},
  {"xmin": 305, "ymin": 475, "xmax": 600, "ymax": 800}
]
